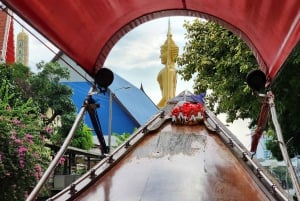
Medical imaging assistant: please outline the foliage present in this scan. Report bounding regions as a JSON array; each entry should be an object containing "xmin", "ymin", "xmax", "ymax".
[
  {"xmin": 178, "ymin": 19, "xmax": 300, "ymax": 160},
  {"xmin": 0, "ymin": 63, "xmax": 31, "ymax": 104},
  {"xmin": 0, "ymin": 63, "xmax": 31, "ymax": 81},
  {"xmin": 70, "ymin": 123, "xmax": 94, "ymax": 150},
  {"xmin": 0, "ymin": 79, "xmax": 51, "ymax": 200},
  {"xmin": 112, "ymin": 128, "xmax": 137, "ymax": 149},
  {"xmin": 28, "ymin": 62, "xmax": 94, "ymax": 150},
  {"xmin": 112, "ymin": 132, "xmax": 131, "ymax": 148},
  {"xmin": 265, "ymin": 44, "xmax": 300, "ymax": 160},
  {"xmin": 28, "ymin": 61, "xmax": 75, "ymax": 124},
  {"xmin": 0, "ymin": 62, "xmax": 95, "ymax": 200},
  {"xmin": 52, "ymin": 113, "xmax": 94, "ymax": 150},
  {"xmin": 177, "ymin": 19, "xmax": 261, "ymax": 123},
  {"xmin": 2, "ymin": 62, "xmax": 94, "ymax": 150},
  {"xmin": 0, "ymin": 61, "xmax": 75, "ymax": 125},
  {"xmin": 268, "ymin": 165, "xmax": 293, "ymax": 189}
]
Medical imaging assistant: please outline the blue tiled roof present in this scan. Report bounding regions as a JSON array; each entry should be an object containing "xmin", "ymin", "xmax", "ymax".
[
  {"xmin": 109, "ymin": 73, "xmax": 159, "ymax": 125},
  {"xmin": 62, "ymin": 73, "xmax": 159, "ymax": 135}
]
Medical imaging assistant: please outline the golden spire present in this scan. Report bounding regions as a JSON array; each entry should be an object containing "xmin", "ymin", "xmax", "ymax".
[
  {"xmin": 157, "ymin": 19, "xmax": 179, "ymax": 108},
  {"xmin": 16, "ymin": 29, "xmax": 29, "ymax": 66},
  {"xmin": 167, "ymin": 18, "xmax": 172, "ymax": 37}
]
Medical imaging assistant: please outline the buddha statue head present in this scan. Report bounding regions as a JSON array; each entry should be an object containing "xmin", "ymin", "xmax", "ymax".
[{"xmin": 160, "ymin": 25, "xmax": 179, "ymax": 65}]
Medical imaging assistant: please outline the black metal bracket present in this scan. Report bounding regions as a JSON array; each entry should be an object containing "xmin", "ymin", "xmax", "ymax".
[{"xmin": 84, "ymin": 95, "xmax": 109, "ymax": 154}]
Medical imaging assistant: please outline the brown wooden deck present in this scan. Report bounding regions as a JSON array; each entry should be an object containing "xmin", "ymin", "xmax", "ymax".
[{"xmin": 71, "ymin": 124, "xmax": 277, "ymax": 201}]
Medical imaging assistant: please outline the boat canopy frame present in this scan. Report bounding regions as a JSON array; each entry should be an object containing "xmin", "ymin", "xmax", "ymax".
[{"xmin": 1, "ymin": 0, "xmax": 299, "ymax": 83}]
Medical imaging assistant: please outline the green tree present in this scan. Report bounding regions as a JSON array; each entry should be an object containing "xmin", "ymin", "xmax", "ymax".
[
  {"xmin": 265, "ymin": 45, "xmax": 300, "ymax": 160},
  {"xmin": 29, "ymin": 61, "xmax": 75, "ymax": 124},
  {"xmin": 53, "ymin": 113, "xmax": 94, "ymax": 150},
  {"xmin": 112, "ymin": 128, "xmax": 137, "ymax": 150},
  {"xmin": 177, "ymin": 19, "xmax": 261, "ymax": 123},
  {"xmin": 177, "ymin": 19, "xmax": 300, "ymax": 159},
  {"xmin": 15, "ymin": 62, "xmax": 94, "ymax": 150},
  {"xmin": 0, "ymin": 79, "xmax": 51, "ymax": 200},
  {"xmin": 71, "ymin": 124, "xmax": 94, "ymax": 150},
  {"xmin": 0, "ymin": 62, "xmax": 95, "ymax": 199},
  {"xmin": 1, "ymin": 61, "xmax": 94, "ymax": 147},
  {"xmin": 112, "ymin": 132, "xmax": 131, "ymax": 148},
  {"xmin": 0, "ymin": 63, "xmax": 32, "ymax": 103}
]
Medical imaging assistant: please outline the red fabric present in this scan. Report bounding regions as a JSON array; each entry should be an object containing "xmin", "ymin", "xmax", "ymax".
[
  {"xmin": 6, "ymin": 18, "xmax": 14, "ymax": 63},
  {"xmin": 2, "ymin": 0, "xmax": 299, "ymax": 80}
]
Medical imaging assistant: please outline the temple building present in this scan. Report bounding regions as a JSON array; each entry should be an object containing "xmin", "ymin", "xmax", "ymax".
[
  {"xmin": 53, "ymin": 52, "xmax": 158, "ymax": 141},
  {"xmin": 157, "ymin": 20, "xmax": 179, "ymax": 108},
  {"xmin": 0, "ymin": 8, "xmax": 29, "ymax": 66},
  {"xmin": 0, "ymin": 9, "xmax": 15, "ymax": 63},
  {"xmin": 16, "ymin": 29, "xmax": 29, "ymax": 65}
]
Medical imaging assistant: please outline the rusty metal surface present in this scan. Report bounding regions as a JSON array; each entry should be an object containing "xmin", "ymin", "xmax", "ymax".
[{"xmin": 73, "ymin": 124, "xmax": 274, "ymax": 201}]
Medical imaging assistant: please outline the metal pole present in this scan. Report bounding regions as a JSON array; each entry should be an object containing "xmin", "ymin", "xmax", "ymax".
[
  {"xmin": 268, "ymin": 91, "xmax": 300, "ymax": 200},
  {"xmin": 107, "ymin": 86, "xmax": 130, "ymax": 152},
  {"xmin": 26, "ymin": 88, "xmax": 93, "ymax": 201},
  {"xmin": 108, "ymin": 91, "xmax": 113, "ymax": 152}
]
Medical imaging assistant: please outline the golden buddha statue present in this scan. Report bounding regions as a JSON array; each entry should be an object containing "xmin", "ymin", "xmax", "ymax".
[{"xmin": 157, "ymin": 20, "xmax": 179, "ymax": 108}]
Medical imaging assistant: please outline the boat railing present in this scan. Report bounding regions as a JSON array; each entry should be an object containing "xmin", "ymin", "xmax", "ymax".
[
  {"xmin": 205, "ymin": 109, "xmax": 290, "ymax": 201},
  {"xmin": 48, "ymin": 110, "xmax": 165, "ymax": 200}
]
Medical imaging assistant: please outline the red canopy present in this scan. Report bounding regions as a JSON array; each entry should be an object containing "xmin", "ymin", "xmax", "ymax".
[{"xmin": 2, "ymin": 0, "xmax": 300, "ymax": 81}]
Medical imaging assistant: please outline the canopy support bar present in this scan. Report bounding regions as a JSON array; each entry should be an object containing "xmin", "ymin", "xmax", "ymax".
[{"xmin": 268, "ymin": 91, "xmax": 300, "ymax": 200}]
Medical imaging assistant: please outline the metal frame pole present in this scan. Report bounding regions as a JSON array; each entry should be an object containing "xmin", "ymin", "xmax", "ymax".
[
  {"xmin": 108, "ymin": 91, "xmax": 112, "ymax": 152},
  {"xmin": 26, "ymin": 87, "xmax": 93, "ymax": 201},
  {"xmin": 268, "ymin": 91, "xmax": 300, "ymax": 200},
  {"xmin": 107, "ymin": 86, "xmax": 130, "ymax": 152}
]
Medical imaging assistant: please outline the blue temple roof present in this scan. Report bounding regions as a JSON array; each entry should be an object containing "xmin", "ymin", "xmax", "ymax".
[{"xmin": 62, "ymin": 73, "xmax": 159, "ymax": 135}]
